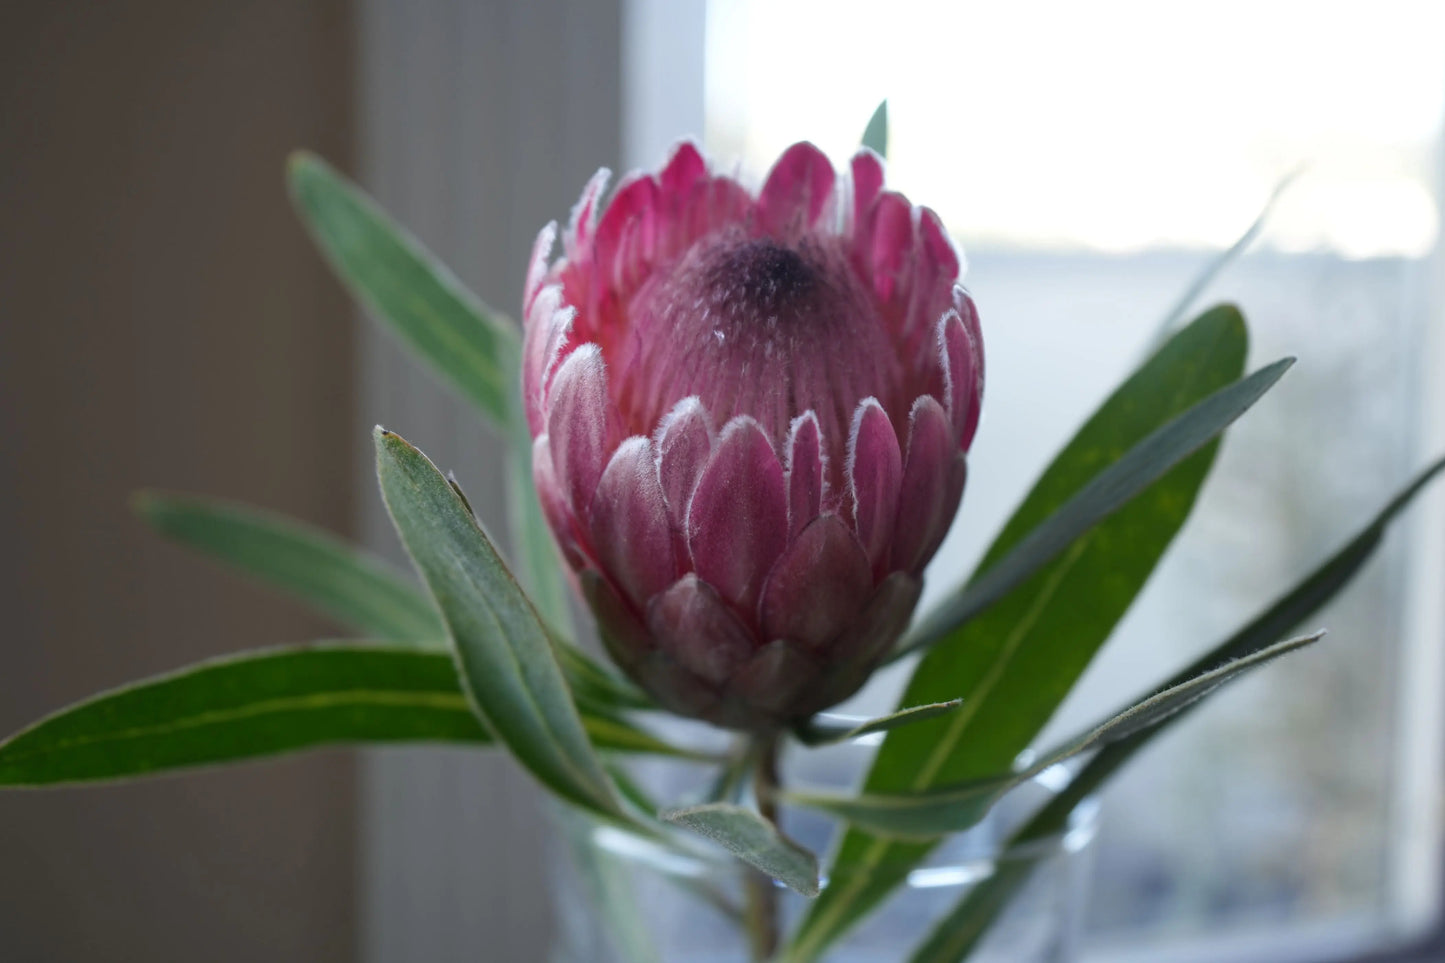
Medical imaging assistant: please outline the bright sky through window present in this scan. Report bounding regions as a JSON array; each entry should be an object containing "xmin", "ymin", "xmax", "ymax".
[{"xmin": 707, "ymin": 0, "xmax": 1445, "ymax": 257}]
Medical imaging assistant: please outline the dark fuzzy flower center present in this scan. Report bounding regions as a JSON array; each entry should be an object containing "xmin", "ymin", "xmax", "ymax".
[{"xmin": 609, "ymin": 227, "xmax": 904, "ymax": 468}]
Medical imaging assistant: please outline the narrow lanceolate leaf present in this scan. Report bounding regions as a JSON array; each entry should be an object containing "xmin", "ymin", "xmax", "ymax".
[
  {"xmin": 898, "ymin": 355, "xmax": 1293, "ymax": 659},
  {"xmin": 861, "ymin": 100, "xmax": 889, "ymax": 157},
  {"xmin": 134, "ymin": 491, "xmax": 445, "ymax": 646},
  {"xmin": 795, "ymin": 700, "xmax": 963, "ymax": 746},
  {"xmin": 909, "ymin": 455, "xmax": 1445, "ymax": 963},
  {"xmin": 786, "ymin": 306, "xmax": 1251, "ymax": 963},
  {"xmin": 0, "ymin": 645, "xmax": 709, "ymax": 788},
  {"xmin": 660, "ymin": 803, "xmax": 821, "ymax": 897},
  {"xmin": 0, "ymin": 646, "xmax": 481, "ymax": 786},
  {"xmin": 136, "ymin": 490, "xmax": 651, "ymax": 714},
  {"xmin": 788, "ymin": 632, "xmax": 1322, "ymax": 839},
  {"xmin": 287, "ymin": 152, "xmax": 521, "ymax": 427},
  {"xmin": 374, "ymin": 428, "xmax": 620, "ymax": 817}
]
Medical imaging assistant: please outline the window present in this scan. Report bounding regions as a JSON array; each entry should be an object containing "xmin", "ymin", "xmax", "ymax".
[{"xmin": 705, "ymin": 1, "xmax": 1445, "ymax": 959}]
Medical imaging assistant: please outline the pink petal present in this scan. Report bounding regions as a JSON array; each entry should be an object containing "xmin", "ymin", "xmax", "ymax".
[
  {"xmin": 759, "ymin": 514, "xmax": 873, "ymax": 652},
  {"xmin": 955, "ymin": 286, "xmax": 985, "ymax": 446},
  {"xmin": 532, "ymin": 436, "xmax": 589, "ymax": 570},
  {"xmin": 891, "ymin": 396, "xmax": 965, "ymax": 574},
  {"xmin": 860, "ymin": 191, "xmax": 915, "ymax": 307},
  {"xmin": 785, "ymin": 411, "xmax": 826, "ymax": 540},
  {"xmin": 898, "ymin": 207, "xmax": 961, "ymax": 353},
  {"xmin": 816, "ymin": 572, "xmax": 923, "ymax": 706},
  {"xmin": 850, "ymin": 149, "xmax": 885, "ymax": 231},
  {"xmin": 580, "ymin": 569, "xmax": 651, "ymax": 670},
  {"xmin": 727, "ymin": 638, "xmax": 821, "ymax": 723},
  {"xmin": 522, "ymin": 286, "xmax": 573, "ymax": 434},
  {"xmin": 646, "ymin": 574, "xmax": 755, "ymax": 685},
  {"xmin": 593, "ymin": 174, "xmax": 659, "ymax": 294},
  {"xmin": 756, "ymin": 142, "xmax": 836, "ymax": 238},
  {"xmin": 847, "ymin": 399, "xmax": 904, "ymax": 572},
  {"xmin": 589, "ymin": 437, "xmax": 678, "ymax": 606},
  {"xmin": 686, "ymin": 417, "xmax": 788, "ymax": 620},
  {"xmin": 633, "ymin": 649, "xmax": 723, "ymax": 719},
  {"xmin": 659, "ymin": 140, "xmax": 708, "ymax": 196},
  {"xmin": 566, "ymin": 167, "xmax": 610, "ymax": 256},
  {"xmin": 523, "ymin": 221, "xmax": 556, "ymax": 317},
  {"xmin": 827, "ymin": 572, "xmax": 923, "ymax": 669},
  {"xmin": 939, "ymin": 308, "xmax": 982, "ymax": 449},
  {"xmin": 654, "ymin": 396, "xmax": 715, "ymax": 532},
  {"xmin": 546, "ymin": 344, "xmax": 614, "ymax": 515},
  {"xmin": 690, "ymin": 175, "xmax": 753, "ymax": 242}
]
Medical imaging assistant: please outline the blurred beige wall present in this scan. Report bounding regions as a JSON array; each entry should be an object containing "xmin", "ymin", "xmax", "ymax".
[{"xmin": 0, "ymin": 3, "xmax": 357, "ymax": 960}]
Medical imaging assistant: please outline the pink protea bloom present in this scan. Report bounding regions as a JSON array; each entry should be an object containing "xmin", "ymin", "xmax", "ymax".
[{"xmin": 523, "ymin": 141, "xmax": 982, "ymax": 731}]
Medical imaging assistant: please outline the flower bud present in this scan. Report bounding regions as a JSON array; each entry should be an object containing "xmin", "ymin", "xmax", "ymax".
[{"xmin": 523, "ymin": 142, "xmax": 982, "ymax": 730}]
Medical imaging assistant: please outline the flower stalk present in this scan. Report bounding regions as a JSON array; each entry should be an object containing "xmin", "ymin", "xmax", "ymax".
[{"xmin": 744, "ymin": 732, "xmax": 784, "ymax": 961}]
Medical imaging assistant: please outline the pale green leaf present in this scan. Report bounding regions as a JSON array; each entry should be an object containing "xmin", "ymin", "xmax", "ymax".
[
  {"xmin": 660, "ymin": 803, "xmax": 820, "ymax": 897},
  {"xmin": 375, "ymin": 427, "xmax": 620, "ymax": 817},
  {"xmin": 287, "ymin": 152, "xmax": 520, "ymax": 426},
  {"xmin": 861, "ymin": 100, "xmax": 888, "ymax": 157},
  {"xmin": 134, "ymin": 491, "xmax": 444, "ymax": 646},
  {"xmin": 795, "ymin": 700, "xmax": 963, "ymax": 746},
  {"xmin": 787, "ymin": 632, "xmax": 1321, "ymax": 839}
]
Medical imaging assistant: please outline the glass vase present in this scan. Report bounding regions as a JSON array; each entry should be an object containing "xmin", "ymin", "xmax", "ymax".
[{"xmin": 549, "ymin": 732, "xmax": 1098, "ymax": 963}]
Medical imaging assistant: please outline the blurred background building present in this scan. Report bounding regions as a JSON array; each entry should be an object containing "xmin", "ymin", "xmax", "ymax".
[{"xmin": 2, "ymin": 2, "xmax": 1444, "ymax": 961}]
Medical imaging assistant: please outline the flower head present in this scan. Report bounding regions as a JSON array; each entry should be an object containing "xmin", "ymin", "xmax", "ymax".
[{"xmin": 523, "ymin": 142, "xmax": 982, "ymax": 730}]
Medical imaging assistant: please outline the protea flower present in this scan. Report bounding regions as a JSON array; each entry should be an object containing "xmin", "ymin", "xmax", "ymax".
[{"xmin": 522, "ymin": 141, "xmax": 982, "ymax": 731}]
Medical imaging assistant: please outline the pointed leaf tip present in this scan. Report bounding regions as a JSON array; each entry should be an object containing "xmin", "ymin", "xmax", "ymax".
[
  {"xmin": 661, "ymin": 803, "xmax": 820, "ymax": 897},
  {"xmin": 375, "ymin": 429, "xmax": 623, "ymax": 819},
  {"xmin": 861, "ymin": 100, "xmax": 889, "ymax": 158}
]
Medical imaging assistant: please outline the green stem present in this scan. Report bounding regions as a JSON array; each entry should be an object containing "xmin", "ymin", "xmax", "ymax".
[{"xmin": 743, "ymin": 733, "xmax": 783, "ymax": 961}]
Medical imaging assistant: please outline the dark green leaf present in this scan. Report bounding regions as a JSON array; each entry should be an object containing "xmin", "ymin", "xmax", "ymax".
[
  {"xmin": 287, "ymin": 152, "xmax": 520, "ymax": 426},
  {"xmin": 134, "ymin": 491, "xmax": 445, "ymax": 646},
  {"xmin": 861, "ymin": 100, "xmax": 889, "ymax": 157},
  {"xmin": 788, "ymin": 632, "xmax": 1321, "ymax": 839},
  {"xmin": 660, "ymin": 803, "xmax": 820, "ymax": 897},
  {"xmin": 375, "ymin": 428, "xmax": 620, "ymax": 817},
  {"xmin": 909, "ymin": 454, "xmax": 1445, "ymax": 963},
  {"xmin": 786, "ymin": 305, "xmax": 1250, "ymax": 962},
  {"xmin": 0, "ymin": 646, "xmax": 483, "ymax": 786},
  {"xmin": 0, "ymin": 645, "xmax": 709, "ymax": 788},
  {"xmin": 899, "ymin": 354, "xmax": 1293, "ymax": 659},
  {"xmin": 794, "ymin": 700, "xmax": 963, "ymax": 746}
]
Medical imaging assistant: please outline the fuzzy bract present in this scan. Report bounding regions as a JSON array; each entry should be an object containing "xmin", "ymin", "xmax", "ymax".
[{"xmin": 523, "ymin": 141, "xmax": 982, "ymax": 730}]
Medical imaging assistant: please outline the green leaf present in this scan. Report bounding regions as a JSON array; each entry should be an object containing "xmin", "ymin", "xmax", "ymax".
[
  {"xmin": 794, "ymin": 700, "xmax": 963, "ymax": 746},
  {"xmin": 0, "ymin": 646, "xmax": 484, "ymax": 786},
  {"xmin": 134, "ymin": 491, "xmax": 445, "ymax": 646},
  {"xmin": 136, "ymin": 491, "xmax": 651, "ymax": 714},
  {"xmin": 374, "ymin": 428, "xmax": 621, "ymax": 817},
  {"xmin": 898, "ymin": 354, "xmax": 1293, "ymax": 659},
  {"xmin": 660, "ymin": 803, "xmax": 820, "ymax": 897},
  {"xmin": 908, "ymin": 454, "xmax": 1445, "ymax": 963},
  {"xmin": 785, "ymin": 305, "xmax": 1251, "ymax": 962},
  {"xmin": 861, "ymin": 100, "xmax": 889, "ymax": 157},
  {"xmin": 287, "ymin": 152, "xmax": 520, "ymax": 426},
  {"xmin": 788, "ymin": 632, "xmax": 1322, "ymax": 839},
  {"xmin": 0, "ymin": 645, "xmax": 710, "ymax": 788}
]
